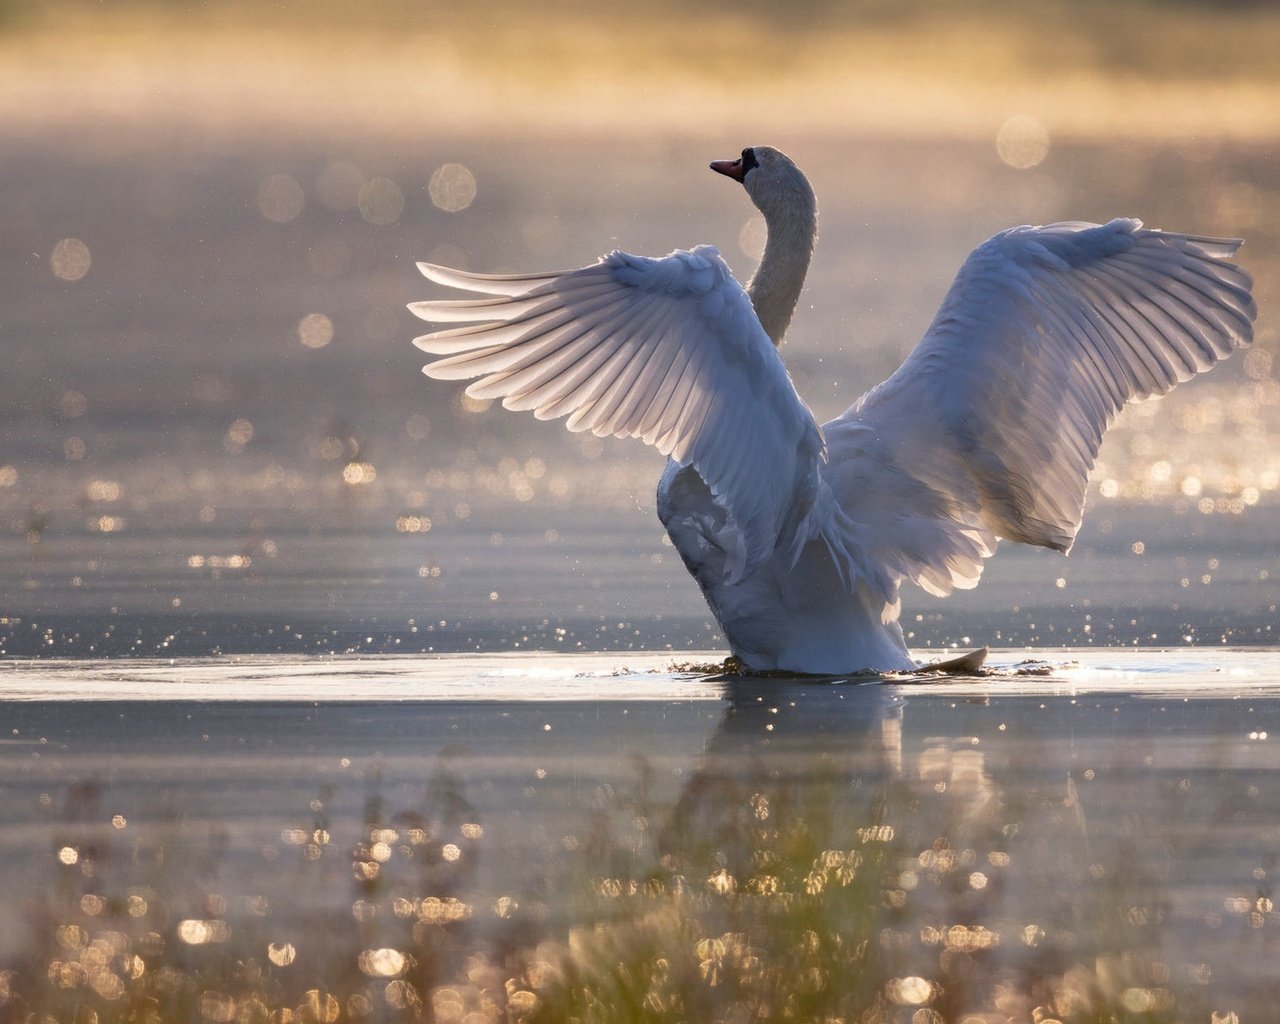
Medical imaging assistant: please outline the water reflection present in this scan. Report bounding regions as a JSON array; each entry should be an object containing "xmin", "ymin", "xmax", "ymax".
[{"xmin": 1, "ymin": 674, "xmax": 1277, "ymax": 1021}]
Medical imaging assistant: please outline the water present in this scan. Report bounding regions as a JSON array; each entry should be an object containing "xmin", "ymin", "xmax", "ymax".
[
  {"xmin": 2, "ymin": 10, "xmax": 1277, "ymax": 1019},
  {"xmin": 2, "ymin": 129, "xmax": 1276, "ymax": 666},
  {"xmin": 1, "ymin": 649, "xmax": 1279, "ymax": 1021}
]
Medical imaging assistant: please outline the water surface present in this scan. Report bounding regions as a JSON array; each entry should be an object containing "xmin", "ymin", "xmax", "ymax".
[
  {"xmin": 0, "ymin": 14, "xmax": 1276, "ymax": 1020},
  {"xmin": 2, "ymin": 650, "xmax": 1278, "ymax": 1021}
]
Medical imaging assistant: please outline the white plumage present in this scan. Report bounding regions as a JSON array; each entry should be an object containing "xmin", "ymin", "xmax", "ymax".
[
  {"xmin": 410, "ymin": 146, "xmax": 1255, "ymax": 674},
  {"xmin": 412, "ymin": 247, "xmax": 821, "ymax": 584}
]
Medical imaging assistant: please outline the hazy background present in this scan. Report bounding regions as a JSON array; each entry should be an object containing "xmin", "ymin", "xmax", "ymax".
[{"xmin": 1, "ymin": 0, "xmax": 1277, "ymax": 657}]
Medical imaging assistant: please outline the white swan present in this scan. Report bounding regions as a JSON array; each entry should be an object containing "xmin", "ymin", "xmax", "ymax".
[{"xmin": 409, "ymin": 146, "xmax": 1256, "ymax": 674}]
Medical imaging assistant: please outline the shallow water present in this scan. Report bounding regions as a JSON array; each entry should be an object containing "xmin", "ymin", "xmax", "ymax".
[{"xmin": 2, "ymin": 649, "xmax": 1279, "ymax": 1021}]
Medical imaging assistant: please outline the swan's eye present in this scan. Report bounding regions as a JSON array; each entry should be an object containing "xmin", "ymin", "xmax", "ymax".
[{"xmin": 740, "ymin": 148, "xmax": 759, "ymax": 176}]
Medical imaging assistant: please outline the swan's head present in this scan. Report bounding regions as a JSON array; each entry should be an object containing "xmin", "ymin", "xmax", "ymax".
[{"xmin": 710, "ymin": 146, "xmax": 814, "ymax": 220}]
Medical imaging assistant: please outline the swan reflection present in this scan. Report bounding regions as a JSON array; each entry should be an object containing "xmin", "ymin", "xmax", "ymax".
[{"xmin": 0, "ymin": 686, "xmax": 1272, "ymax": 1022}]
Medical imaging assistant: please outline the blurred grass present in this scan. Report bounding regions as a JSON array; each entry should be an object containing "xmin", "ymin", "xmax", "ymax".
[
  {"xmin": 2, "ymin": 0, "xmax": 1279, "ymax": 141},
  {"xmin": 5, "ymin": 696, "xmax": 1264, "ymax": 1023}
]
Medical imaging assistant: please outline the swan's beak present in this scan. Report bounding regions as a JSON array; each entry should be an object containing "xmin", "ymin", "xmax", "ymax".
[{"xmin": 710, "ymin": 158, "xmax": 746, "ymax": 182}]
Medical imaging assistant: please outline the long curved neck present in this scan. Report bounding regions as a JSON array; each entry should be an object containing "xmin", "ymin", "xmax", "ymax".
[{"xmin": 747, "ymin": 197, "xmax": 816, "ymax": 347}]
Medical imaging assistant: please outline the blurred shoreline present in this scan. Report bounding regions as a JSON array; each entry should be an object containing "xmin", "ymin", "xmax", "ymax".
[{"xmin": 2, "ymin": 3, "xmax": 1280, "ymax": 145}]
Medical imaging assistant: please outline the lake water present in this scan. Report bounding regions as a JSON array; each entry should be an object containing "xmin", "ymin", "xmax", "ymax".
[
  {"xmin": 1, "ymin": 648, "xmax": 1279, "ymax": 1022},
  {"xmin": 2, "ymin": 18, "xmax": 1277, "ymax": 1019}
]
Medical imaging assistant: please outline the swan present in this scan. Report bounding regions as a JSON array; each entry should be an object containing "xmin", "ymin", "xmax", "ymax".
[{"xmin": 409, "ymin": 146, "xmax": 1256, "ymax": 674}]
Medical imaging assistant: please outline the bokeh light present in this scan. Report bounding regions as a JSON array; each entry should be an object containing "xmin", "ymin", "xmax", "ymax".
[
  {"xmin": 358, "ymin": 948, "xmax": 407, "ymax": 977},
  {"xmin": 177, "ymin": 919, "xmax": 230, "ymax": 945},
  {"xmin": 996, "ymin": 114, "xmax": 1050, "ymax": 169},
  {"xmin": 257, "ymin": 173, "xmax": 305, "ymax": 222},
  {"xmin": 343, "ymin": 461, "xmax": 377, "ymax": 484},
  {"xmin": 50, "ymin": 238, "xmax": 91, "ymax": 281},
  {"xmin": 738, "ymin": 215, "xmax": 766, "ymax": 260},
  {"xmin": 225, "ymin": 418, "xmax": 254, "ymax": 455},
  {"xmin": 358, "ymin": 176, "xmax": 404, "ymax": 224},
  {"xmin": 298, "ymin": 312, "xmax": 335, "ymax": 349},
  {"xmin": 86, "ymin": 480, "xmax": 122, "ymax": 502},
  {"xmin": 59, "ymin": 390, "xmax": 87, "ymax": 418},
  {"xmin": 428, "ymin": 163, "xmax": 477, "ymax": 212},
  {"xmin": 887, "ymin": 976, "xmax": 935, "ymax": 1006},
  {"xmin": 405, "ymin": 413, "xmax": 431, "ymax": 440}
]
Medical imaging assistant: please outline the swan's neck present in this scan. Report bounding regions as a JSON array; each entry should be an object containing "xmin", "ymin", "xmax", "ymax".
[{"xmin": 747, "ymin": 195, "xmax": 816, "ymax": 347}]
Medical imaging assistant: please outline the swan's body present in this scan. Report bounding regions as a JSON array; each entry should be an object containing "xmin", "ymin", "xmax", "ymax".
[{"xmin": 410, "ymin": 146, "xmax": 1255, "ymax": 673}]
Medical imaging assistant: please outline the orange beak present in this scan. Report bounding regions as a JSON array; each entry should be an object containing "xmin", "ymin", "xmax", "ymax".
[{"xmin": 710, "ymin": 158, "xmax": 747, "ymax": 182}]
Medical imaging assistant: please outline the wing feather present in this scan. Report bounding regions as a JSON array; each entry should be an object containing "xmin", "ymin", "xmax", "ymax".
[
  {"xmin": 1099, "ymin": 266, "xmax": 1213, "ymax": 373},
  {"xmin": 1070, "ymin": 269, "xmax": 1180, "ymax": 390},
  {"xmin": 537, "ymin": 333, "xmax": 640, "ymax": 422},
  {"xmin": 1117, "ymin": 257, "xmax": 1242, "ymax": 362},
  {"xmin": 517, "ymin": 297, "xmax": 675, "ymax": 418},
  {"xmin": 417, "ymin": 261, "xmax": 563, "ymax": 296},
  {"xmin": 411, "ymin": 246, "xmax": 825, "ymax": 582},
  {"xmin": 826, "ymin": 218, "xmax": 1254, "ymax": 598},
  {"xmin": 464, "ymin": 294, "xmax": 660, "ymax": 400},
  {"xmin": 602, "ymin": 327, "xmax": 685, "ymax": 436}
]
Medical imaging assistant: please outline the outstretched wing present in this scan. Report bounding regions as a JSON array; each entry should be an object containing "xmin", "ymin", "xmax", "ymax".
[
  {"xmin": 410, "ymin": 245, "xmax": 825, "ymax": 583},
  {"xmin": 825, "ymin": 218, "xmax": 1255, "ymax": 598}
]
